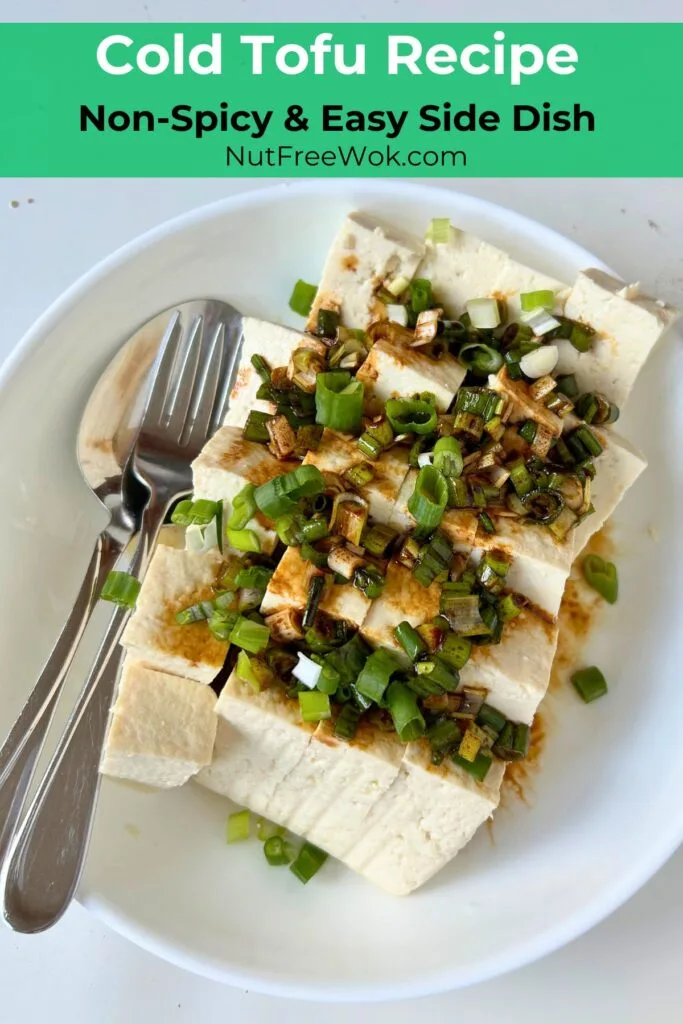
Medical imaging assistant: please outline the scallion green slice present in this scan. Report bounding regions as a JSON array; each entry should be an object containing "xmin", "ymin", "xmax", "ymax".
[
  {"xmin": 452, "ymin": 751, "xmax": 493, "ymax": 782},
  {"xmin": 334, "ymin": 702, "xmax": 362, "ymax": 740},
  {"xmin": 426, "ymin": 217, "xmax": 451, "ymax": 244},
  {"xmin": 302, "ymin": 573, "xmax": 325, "ymax": 630},
  {"xmin": 289, "ymin": 842, "xmax": 329, "ymax": 884},
  {"xmin": 264, "ymin": 835, "xmax": 296, "ymax": 866},
  {"xmin": 394, "ymin": 621, "xmax": 427, "ymax": 661},
  {"xmin": 234, "ymin": 565, "xmax": 273, "ymax": 591},
  {"xmin": 409, "ymin": 277, "xmax": 433, "ymax": 314},
  {"xmin": 571, "ymin": 665, "xmax": 608, "ymax": 703},
  {"xmin": 386, "ymin": 681, "xmax": 426, "ymax": 742},
  {"xmin": 356, "ymin": 648, "xmax": 402, "ymax": 703},
  {"xmin": 254, "ymin": 465, "xmax": 325, "ymax": 520},
  {"xmin": 226, "ymin": 809, "xmax": 251, "ymax": 843},
  {"xmin": 408, "ymin": 465, "xmax": 448, "ymax": 531},
  {"xmin": 298, "ymin": 690, "xmax": 332, "ymax": 723},
  {"xmin": 386, "ymin": 397, "xmax": 438, "ymax": 436},
  {"xmin": 289, "ymin": 279, "xmax": 318, "ymax": 317},
  {"xmin": 229, "ymin": 615, "xmax": 270, "ymax": 654},
  {"xmin": 315, "ymin": 371, "xmax": 364, "ymax": 432},
  {"xmin": 171, "ymin": 498, "xmax": 218, "ymax": 527},
  {"xmin": 316, "ymin": 308, "xmax": 340, "ymax": 339},
  {"xmin": 228, "ymin": 484, "xmax": 257, "ymax": 530},
  {"xmin": 582, "ymin": 554, "xmax": 618, "ymax": 604},
  {"xmin": 226, "ymin": 528, "xmax": 261, "ymax": 553},
  {"xmin": 243, "ymin": 410, "xmax": 273, "ymax": 443},
  {"xmin": 100, "ymin": 570, "xmax": 141, "ymax": 609},
  {"xmin": 520, "ymin": 289, "xmax": 554, "ymax": 311}
]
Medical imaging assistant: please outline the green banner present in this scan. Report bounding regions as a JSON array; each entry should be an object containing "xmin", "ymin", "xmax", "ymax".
[{"xmin": 1, "ymin": 22, "xmax": 681, "ymax": 176}]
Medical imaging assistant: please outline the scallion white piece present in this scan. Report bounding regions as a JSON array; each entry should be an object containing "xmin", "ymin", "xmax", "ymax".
[
  {"xmin": 426, "ymin": 217, "xmax": 451, "ymax": 244},
  {"xmin": 520, "ymin": 306, "xmax": 561, "ymax": 336},
  {"xmin": 386, "ymin": 303, "xmax": 408, "ymax": 326},
  {"xmin": 466, "ymin": 297, "xmax": 501, "ymax": 329},
  {"xmin": 417, "ymin": 451, "xmax": 434, "ymax": 468},
  {"xmin": 292, "ymin": 652, "xmax": 323, "ymax": 690},
  {"xmin": 520, "ymin": 344, "xmax": 559, "ymax": 379},
  {"xmin": 384, "ymin": 274, "xmax": 410, "ymax": 297}
]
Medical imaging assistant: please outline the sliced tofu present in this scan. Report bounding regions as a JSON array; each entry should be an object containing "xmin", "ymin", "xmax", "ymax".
[
  {"xmin": 195, "ymin": 670, "xmax": 316, "ymax": 813},
  {"xmin": 223, "ymin": 318, "xmax": 308, "ymax": 428},
  {"xmin": 459, "ymin": 606, "xmax": 559, "ymax": 724},
  {"xmin": 260, "ymin": 546, "xmax": 371, "ymax": 629},
  {"xmin": 265, "ymin": 717, "xmax": 405, "ymax": 849},
  {"xmin": 573, "ymin": 425, "xmax": 647, "ymax": 553},
  {"xmin": 417, "ymin": 227, "xmax": 569, "ymax": 320},
  {"xmin": 388, "ymin": 469, "xmax": 479, "ymax": 543},
  {"xmin": 357, "ymin": 337, "xmax": 465, "ymax": 413},
  {"xmin": 101, "ymin": 659, "xmax": 217, "ymax": 788},
  {"xmin": 360, "ymin": 561, "xmax": 441, "ymax": 659},
  {"xmin": 557, "ymin": 270, "xmax": 680, "ymax": 408},
  {"xmin": 303, "ymin": 428, "xmax": 410, "ymax": 525},
  {"xmin": 475, "ymin": 517, "xmax": 573, "ymax": 620},
  {"xmin": 489, "ymin": 367, "xmax": 563, "ymax": 436},
  {"xmin": 343, "ymin": 739, "xmax": 504, "ymax": 895},
  {"xmin": 192, "ymin": 425, "xmax": 297, "ymax": 555},
  {"xmin": 120, "ymin": 546, "xmax": 228, "ymax": 684},
  {"xmin": 307, "ymin": 213, "xmax": 425, "ymax": 331}
]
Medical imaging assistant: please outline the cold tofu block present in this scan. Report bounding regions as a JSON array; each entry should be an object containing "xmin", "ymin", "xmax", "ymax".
[
  {"xmin": 357, "ymin": 337, "xmax": 465, "ymax": 413},
  {"xmin": 192, "ymin": 426, "xmax": 297, "ymax": 555},
  {"xmin": 343, "ymin": 739, "xmax": 504, "ymax": 895},
  {"xmin": 265, "ymin": 718, "xmax": 405, "ymax": 847},
  {"xmin": 557, "ymin": 270, "xmax": 680, "ymax": 408},
  {"xmin": 121, "ymin": 546, "xmax": 228, "ymax": 684},
  {"xmin": 489, "ymin": 367, "xmax": 563, "ymax": 436},
  {"xmin": 475, "ymin": 517, "xmax": 573, "ymax": 620},
  {"xmin": 388, "ymin": 470, "xmax": 479, "ymax": 544},
  {"xmin": 260, "ymin": 546, "xmax": 371, "ymax": 629},
  {"xmin": 459, "ymin": 606, "xmax": 559, "ymax": 724},
  {"xmin": 417, "ymin": 226, "xmax": 569, "ymax": 320},
  {"xmin": 223, "ymin": 318, "xmax": 308, "ymax": 428},
  {"xmin": 307, "ymin": 213, "xmax": 425, "ymax": 331},
  {"xmin": 360, "ymin": 561, "xmax": 441, "ymax": 658},
  {"xmin": 196, "ymin": 670, "xmax": 316, "ymax": 813},
  {"xmin": 573, "ymin": 425, "xmax": 647, "ymax": 553},
  {"xmin": 101, "ymin": 659, "xmax": 217, "ymax": 788},
  {"xmin": 303, "ymin": 428, "xmax": 410, "ymax": 525}
]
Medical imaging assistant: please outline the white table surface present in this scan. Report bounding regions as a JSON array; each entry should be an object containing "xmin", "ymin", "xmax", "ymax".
[{"xmin": 2, "ymin": 1, "xmax": 683, "ymax": 1019}]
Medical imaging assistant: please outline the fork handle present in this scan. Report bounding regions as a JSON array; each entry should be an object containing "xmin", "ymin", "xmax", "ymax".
[
  {"xmin": 2, "ymin": 497, "xmax": 173, "ymax": 933},
  {"xmin": 0, "ymin": 536, "xmax": 119, "ymax": 866}
]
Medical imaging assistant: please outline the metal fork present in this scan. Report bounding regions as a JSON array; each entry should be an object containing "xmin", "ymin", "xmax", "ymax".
[{"xmin": 2, "ymin": 299, "xmax": 243, "ymax": 933}]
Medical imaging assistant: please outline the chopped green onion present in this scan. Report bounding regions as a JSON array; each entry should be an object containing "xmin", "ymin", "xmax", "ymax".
[
  {"xmin": 427, "ymin": 718, "xmax": 462, "ymax": 755},
  {"xmin": 452, "ymin": 751, "xmax": 493, "ymax": 782},
  {"xmin": 386, "ymin": 397, "xmax": 438, "ymax": 436},
  {"xmin": 353, "ymin": 565, "xmax": 385, "ymax": 599},
  {"xmin": 466, "ymin": 297, "xmax": 501, "ymax": 329},
  {"xmin": 229, "ymin": 615, "xmax": 270, "ymax": 654},
  {"xmin": 493, "ymin": 722, "xmax": 530, "ymax": 761},
  {"xmin": 440, "ymin": 593, "xmax": 490, "ymax": 637},
  {"xmin": 478, "ymin": 511, "xmax": 495, "ymax": 534},
  {"xmin": 299, "ymin": 516, "xmax": 328, "ymax": 543},
  {"xmin": 302, "ymin": 574, "xmax": 325, "ymax": 630},
  {"xmin": 556, "ymin": 374, "xmax": 579, "ymax": 399},
  {"xmin": 289, "ymin": 842, "xmax": 328, "ymax": 884},
  {"xmin": 207, "ymin": 609, "xmax": 239, "ymax": 641},
  {"xmin": 523, "ymin": 489, "xmax": 565, "ymax": 525},
  {"xmin": 226, "ymin": 809, "xmax": 251, "ymax": 843},
  {"xmin": 357, "ymin": 419, "xmax": 394, "ymax": 460},
  {"xmin": 426, "ymin": 217, "xmax": 451, "ymax": 244},
  {"xmin": 432, "ymin": 436, "xmax": 464, "ymax": 478},
  {"xmin": 299, "ymin": 690, "xmax": 332, "ymax": 723},
  {"xmin": 175, "ymin": 590, "xmax": 234, "ymax": 625},
  {"xmin": 243, "ymin": 410, "xmax": 273, "ymax": 443},
  {"xmin": 226, "ymin": 528, "xmax": 261, "ymax": 553},
  {"xmin": 477, "ymin": 702, "xmax": 507, "ymax": 734},
  {"xmin": 448, "ymin": 477, "xmax": 470, "ymax": 508},
  {"xmin": 394, "ymin": 621, "xmax": 427, "ymax": 661},
  {"xmin": 316, "ymin": 308, "xmax": 340, "ymax": 339},
  {"xmin": 518, "ymin": 420, "xmax": 538, "ymax": 445},
  {"xmin": 567, "ymin": 320, "xmax": 595, "ymax": 352},
  {"xmin": 582, "ymin": 554, "xmax": 618, "ymax": 604},
  {"xmin": 356, "ymin": 648, "xmax": 402, "ymax": 703},
  {"xmin": 499, "ymin": 593, "xmax": 523, "ymax": 621},
  {"xmin": 289, "ymin": 279, "xmax": 318, "ymax": 317},
  {"xmin": 254, "ymin": 465, "xmax": 325, "ymax": 520},
  {"xmin": 334, "ymin": 703, "xmax": 361, "ymax": 740},
  {"xmin": 362, "ymin": 523, "xmax": 397, "ymax": 557},
  {"xmin": 234, "ymin": 565, "xmax": 273, "ymax": 591},
  {"xmin": 251, "ymin": 353, "xmax": 271, "ymax": 385},
  {"xmin": 263, "ymin": 835, "xmax": 296, "ymax": 866},
  {"xmin": 414, "ymin": 656, "xmax": 460, "ymax": 692},
  {"xmin": 459, "ymin": 342, "xmax": 504, "ymax": 376},
  {"xmin": 228, "ymin": 484, "xmax": 256, "ymax": 530},
  {"xmin": 386, "ymin": 681, "xmax": 426, "ymax": 742},
  {"xmin": 324, "ymin": 633, "xmax": 370, "ymax": 687},
  {"xmin": 315, "ymin": 371, "xmax": 364, "ymax": 432},
  {"xmin": 100, "ymin": 570, "xmax": 141, "ymax": 609},
  {"xmin": 508, "ymin": 458, "xmax": 534, "ymax": 498},
  {"xmin": 573, "ymin": 426, "xmax": 603, "ymax": 457},
  {"xmin": 439, "ymin": 633, "xmax": 472, "ymax": 670},
  {"xmin": 408, "ymin": 465, "xmax": 448, "ymax": 531},
  {"xmin": 171, "ymin": 498, "xmax": 218, "ymax": 527},
  {"xmin": 256, "ymin": 817, "xmax": 285, "ymax": 842},
  {"xmin": 300, "ymin": 543, "xmax": 328, "ymax": 568},
  {"xmin": 520, "ymin": 289, "xmax": 555, "ymax": 311},
  {"xmin": 571, "ymin": 665, "xmax": 608, "ymax": 703},
  {"xmin": 345, "ymin": 462, "xmax": 374, "ymax": 488},
  {"xmin": 409, "ymin": 277, "xmax": 433, "ymax": 314},
  {"xmin": 236, "ymin": 650, "xmax": 269, "ymax": 692}
]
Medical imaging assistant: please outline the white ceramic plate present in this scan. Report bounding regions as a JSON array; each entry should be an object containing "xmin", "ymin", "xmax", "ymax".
[{"xmin": 1, "ymin": 182, "xmax": 681, "ymax": 1001}]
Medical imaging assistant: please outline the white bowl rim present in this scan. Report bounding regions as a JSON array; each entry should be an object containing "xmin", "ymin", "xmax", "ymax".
[{"xmin": 3, "ymin": 178, "xmax": 680, "ymax": 1001}]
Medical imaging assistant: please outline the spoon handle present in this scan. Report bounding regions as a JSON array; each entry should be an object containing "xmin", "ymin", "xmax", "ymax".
[
  {"xmin": 0, "ymin": 540, "xmax": 107, "ymax": 866},
  {"xmin": 2, "ymin": 499, "xmax": 168, "ymax": 933}
]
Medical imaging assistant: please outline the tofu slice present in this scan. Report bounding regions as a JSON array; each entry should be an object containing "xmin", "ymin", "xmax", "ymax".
[
  {"xmin": 192, "ymin": 426, "xmax": 297, "ymax": 555},
  {"xmin": 101, "ymin": 659, "xmax": 217, "ymax": 788},
  {"xmin": 388, "ymin": 469, "xmax": 479, "ymax": 543},
  {"xmin": 290, "ymin": 720, "xmax": 405, "ymax": 858},
  {"xmin": 195, "ymin": 670, "xmax": 316, "ymax": 813},
  {"xmin": 475, "ymin": 517, "xmax": 574, "ymax": 620},
  {"xmin": 573, "ymin": 425, "xmax": 647, "ymax": 553},
  {"xmin": 360, "ymin": 561, "xmax": 441, "ymax": 659},
  {"xmin": 120, "ymin": 546, "xmax": 228, "ymax": 684},
  {"xmin": 223, "ymin": 318, "xmax": 308, "ymax": 428},
  {"xmin": 307, "ymin": 213, "xmax": 425, "ymax": 331},
  {"xmin": 356, "ymin": 337, "xmax": 465, "ymax": 413},
  {"xmin": 417, "ymin": 227, "xmax": 569, "ymax": 320},
  {"xmin": 303, "ymin": 428, "xmax": 410, "ymax": 525},
  {"xmin": 343, "ymin": 739, "xmax": 504, "ymax": 895},
  {"xmin": 459, "ymin": 606, "xmax": 560, "ymax": 725},
  {"xmin": 264, "ymin": 717, "xmax": 405, "ymax": 848},
  {"xmin": 489, "ymin": 367, "xmax": 563, "ymax": 436},
  {"xmin": 557, "ymin": 270, "xmax": 680, "ymax": 408},
  {"xmin": 260, "ymin": 545, "xmax": 371, "ymax": 629}
]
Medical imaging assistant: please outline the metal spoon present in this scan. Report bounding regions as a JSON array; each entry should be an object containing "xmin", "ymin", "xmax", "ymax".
[{"xmin": 0, "ymin": 306, "xmax": 178, "ymax": 865}]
